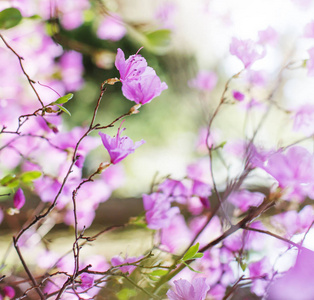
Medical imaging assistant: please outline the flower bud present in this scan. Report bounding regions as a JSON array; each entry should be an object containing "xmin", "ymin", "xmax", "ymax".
[{"xmin": 13, "ymin": 188, "xmax": 25, "ymax": 210}]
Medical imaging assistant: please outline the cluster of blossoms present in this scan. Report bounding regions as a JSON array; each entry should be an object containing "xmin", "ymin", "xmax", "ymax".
[{"xmin": 3, "ymin": 1, "xmax": 314, "ymax": 299}]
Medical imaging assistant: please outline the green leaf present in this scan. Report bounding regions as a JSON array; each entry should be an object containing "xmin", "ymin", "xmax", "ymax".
[
  {"xmin": 0, "ymin": 174, "xmax": 16, "ymax": 186},
  {"xmin": 0, "ymin": 8, "xmax": 22, "ymax": 29},
  {"xmin": 182, "ymin": 261, "xmax": 203, "ymax": 274},
  {"xmin": 116, "ymin": 288, "xmax": 137, "ymax": 300},
  {"xmin": 145, "ymin": 29, "xmax": 171, "ymax": 49},
  {"xmin": 52, "ymin": 93, "xmax": 73, "ymax": 104},
  {"xmin": 192, "ymin": 253, "xmax": 204, "ymax": 259},
  {"xmin": 182, "ymin": 243, "xmax": 200, "ymax": 261},
  {"xmin": 56, "ymin": 104, "xmax": 71, "ymax": 116},
  {"xmin": 20, "ymin": 171, "xmax": 42, "ymax": 183},
  {"xmin": 150, "ymin": 269, "xmax": 168, "ymax": 277}
]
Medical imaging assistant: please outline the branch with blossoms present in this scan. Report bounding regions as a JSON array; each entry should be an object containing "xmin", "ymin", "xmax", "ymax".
[{"xmin": 3, "ymin": 3, "xmax": 314, "ymax": 300}]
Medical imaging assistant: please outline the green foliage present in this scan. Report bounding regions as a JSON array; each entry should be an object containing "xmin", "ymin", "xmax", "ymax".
[
  {"xmin": 52, "ymin": 93, "xmax": 74, "ymax": 104},
  {"xmin": 0, "ymin": 171, "xmax": 42, "ymax": 187},
  {"xmin": 0, "ymin": 8, "xmax": 22, "ymax": 29},
  {"xmin": 56, "ymin": 104, "xmax": 71, "ymax": 116},
  {"xmin": 144, "ymin": 29, "xmax": 172, "ymax": 53},
  {"xmin": 182, "ymin": 242, "xmax": 203, "ymax": 261},
  {"xmin": 20, "ymin": 171, "xmax": 42, "ymax": 183},
  {"xmin": 178, "ymin": 243, "xmax": 204, "ymax": 274},
  {"xmin": 116, "ymin": 288, "xmax": 137, "ymax": 300},
  {"xmin": 0, "ymin": 174, "xmax": 19, "ymax": 188}
]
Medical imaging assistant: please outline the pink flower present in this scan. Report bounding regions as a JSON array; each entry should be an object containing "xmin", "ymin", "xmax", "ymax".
[
  {"xmin": 80, "ymin": 273, "xmax": 94, "ymax": 289},
  {"xmin": 111, "ymin": 255, "xmax": 142, "ymax": 274},
  {"xmin": 99, "ymin": 123, "xmax": 145, "ymax": 164},
  {"xmin": 115, "ymin": 48, "xmax": 168, "ymax": 104},
  {"xmin": 13, "ymin": 188, "xmax": 26, "ymax": 210},
  {"xmin": 97, "ymin": 14, "xmax": 126, "ymax": 41},
  {"xmin": 230, "ymin": 37, "xmax": 266, "ymax": 68},
  {"xmin": 258, "ymin": 27, "xmax": 278, "ymax": 46},
  {"xmin": 307, "ymin": 47, "xmax": 314, "ymax": 76},
  {"xmin": 167, "ymin": 278, "xmax": 210, "ymax": 300},
  {"xmin": 227, "ymin": 190, "xmax": 264, "ymax": 212},
  {"xmin": 143, "ymin": 192, "xmax": 180, "ymax": 230},
  {"xmin": 188, "ymin": 71, "xmax": 217, "ymax": 91},
  {"xmin": 293, "ymin": 104, "xmax": 314, "ymax": 136},
  {"xmin": 268, "ymin": 249, "xmax": 314, "ymax": 300},
  {"xmin": 304, "ymin": 21, "xmax": 314, "ymax": 38},
  {"xmin": 262, "ymin": 146, "xmax": 314, "ymax": 201},
  {"xmin": 3, "ymin": 286, "xmax": 15, "ymax": 298},
  {"xmin": 232, "ymin": 90, "xmax": 245, "ymax": 101}
]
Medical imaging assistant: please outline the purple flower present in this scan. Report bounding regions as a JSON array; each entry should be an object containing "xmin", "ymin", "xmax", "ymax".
[
  {"xmin": 262, "ymin": 146, "xmax": 314, "ymax": 201},
  {"xmin": 258, "ymin": 27, "xmax": 278, "ymax": 46},
  {"xmin": 167, "ymin": 278, "xmax": 210, "ymax": 300},
  {"xmin": 115, "ymin": 48, "xmax": 168, "ymax": 104},
  {"xmin": 293, "ymin": 104, "xmax": 314, "ymax": 135},
  {"xmin": 230, "ymin": 37, "xmax": 266, "ymax": 68},
  {"xmin": 232, "ymin": 90, "xmax": 245, "ymax": 101},
  {"xmin": 99, "ymin": 123, "xmax": 145, "ymax": 164},
  {"xmin": 143, "ymin": 192, "xmax": 180, "ymax": 230},
  {"xmin": 268, "ymin": 249, "xmax": 314, "ymax": 300},
  {"xmin": 14, "ymin": 188, "xmax": 26, "ymax": 210},
  {"xmin": 97, "ymin": 14, "xmax": 126, "ymax": 41},
  {"xmin": 111, "ymin": 255, "xmax": 142, "ymax": 275},
  {"xmin": 304, "ymin": 21, "xmax": 314, "ymax": 38},
  {"xmin": 3, "ymin": 286, "xmax": 15, "ymax": 298},
  {"xmin": 307, "ymin": 47, "xmax": 314, "ymax": 76},
  {"xmin": 80, "ymin": 273, "xmax": 94, "ymax": 290},
  {"xmin": 227, "ymin": 190, "xmax": 264, "ymax": 212},
  {"xmin": 188, "ymin": 71, "xmax": 217, "ymax": 91}
]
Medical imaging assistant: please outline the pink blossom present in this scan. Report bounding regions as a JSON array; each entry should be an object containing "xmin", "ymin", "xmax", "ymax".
[
  {"xmin": 97, "ymin": 14, "xmax": 126, "ymax": 41},
  {"xmin": 304, "ymin": 21, "xmax": 314, "ymax": 38},
  {"xmin": 268, "ymin": 249, "xmax": 314, "ymax": 300},
  {"xmin": 258, "ymin": 27, "xmax": 278, "ymax": 46},
  {"xmin": 3, "ymin": 286, "xmax": 15, "ymax": 298},
  {"xmin": 13, "ymin": 188, "xmax": 26, "ymax": 210},
  {"xmin": 80, "ymin": 273, "xmax": 94, "ymax": 289},
  {"xmin": 293, "ymin": 104, "xmax": 314, "ymax": 135},
  {"xmin": 188, "ymin": 71, "xmax": 217, "ymax": 91},
  {"xmin": 115, "ymin": 48, "xmax": 168, "ymax": 104},
  {"xmin": 111, "ymin": 255, "xmax": 142, "ymax": 274},
  {"xmin": 249, "ymin": 257, "xmax": 272, "ymax": 296},
  {"xmin": 167, "ymin": 278, "xmax": 210, "ymax": 300},
  {"xmin": 60, "ymin": 51, "xmax": 84, "ymax": 91},
  {"xmin": 155, "ymin": 3, "xmax": 177, "ymax": 29},
  {"xmin": 230, "ymin": 37, "xmax": 266, "ymax": 68},
  {"xmin": 143, "ymin": 192, "xmax": 180, "ymax": 230},
  {"xmin": 161, "ymin": 214, "xmax": 192, "ymax": 253},
  {"xmin": 262, "ymin": 146, "xmax": 314, "ymax": 201},
  {"xmin": 307, "ymin": 47, "xmax": 314, "ymax": 76},
  {"xmin": 232, "ymin": 90, "xmax": 245, "ymax": 101},
  {"xmin": 227, "ymin": 190, "xmax": 264, "ymax": 212},
  {"xmin": 99, "ymin": 124, "xmax": 145, "ymax": 164},
  {"xmin": 158, "ymin": 178, "xmax": 189, "ymax": 204}
]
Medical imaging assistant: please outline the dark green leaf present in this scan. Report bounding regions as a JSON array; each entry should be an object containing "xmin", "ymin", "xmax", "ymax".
[
  {"xmin": 20, "ymin": 171, "xmax": 42, "ymax": 183},
  {"xmin": 0, "ymin": 8, "xmax": 22, "ymax": 29}
]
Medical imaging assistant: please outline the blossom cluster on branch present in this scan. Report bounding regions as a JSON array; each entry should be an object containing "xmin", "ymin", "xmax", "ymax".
[{"xmin": 1, "ymin": 1, "xmax": 314, "ymax": 300}]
